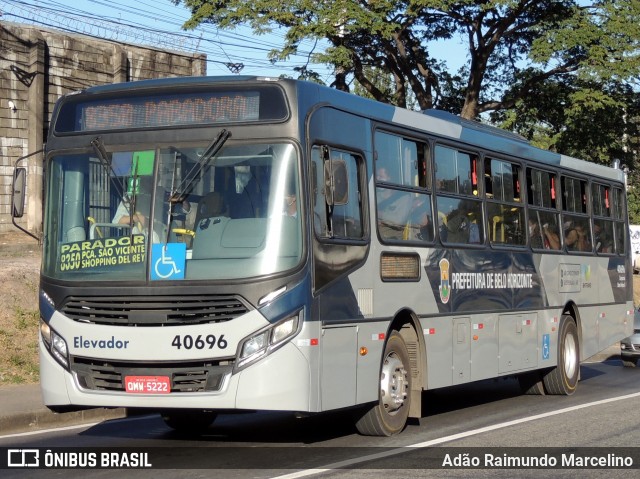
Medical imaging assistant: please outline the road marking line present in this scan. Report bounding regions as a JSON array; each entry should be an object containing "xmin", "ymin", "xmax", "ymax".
[
  {"xmin": 0, "ymin": 415, "xmax": 152, "ymax": 439},
  {"xmin": 271, "ymin": 391, "xmax": 640, "ymax": 479}
]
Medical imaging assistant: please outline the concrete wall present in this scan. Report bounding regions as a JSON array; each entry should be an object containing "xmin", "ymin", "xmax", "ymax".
[{"xmin": 0, "ymin": 21, "xmax": 206, "ymax": 237}]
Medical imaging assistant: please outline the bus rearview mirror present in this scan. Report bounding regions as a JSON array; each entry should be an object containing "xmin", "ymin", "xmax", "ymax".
[
  {"xmin": 12, "ymin": 167, "xmax": 27, "ymax": 218},
  {"xmin": 324, "ymin": 159, "xmax": 349, "ymax": 206}
]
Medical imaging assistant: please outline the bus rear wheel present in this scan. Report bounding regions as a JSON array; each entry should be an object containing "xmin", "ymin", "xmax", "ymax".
[
  {"xmin": 161, "ymin": 410, "xmax": 217, "ymax": 433},
  {"xmin": 355, "ymin": 331, "xmax": 412, "ymax": 436},
  {"xmin": 543, "ymin": 316, "xmax": 579, "ymax": 395}
]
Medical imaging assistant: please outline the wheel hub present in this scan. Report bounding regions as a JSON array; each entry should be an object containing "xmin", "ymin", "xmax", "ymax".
[
  {"xmin": 380, "ymin": 352, "xmax": 409, "ymax": 414},
  {"xmin": 563, "ymin": 332, "xmax": 578, "ymax": 379}
]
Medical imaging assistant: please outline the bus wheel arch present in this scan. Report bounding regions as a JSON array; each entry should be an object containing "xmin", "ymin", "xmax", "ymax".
[
  {"xmin": 354, "ymin": 311, "xmax": 421, "ymax": 436},
  {"xmin": 394, "ymin": 310, "xmax": 425, "ymax": 419},
  {"xmin": 561, "ymin": 302, "xmax": 584, "ymax": 359}
]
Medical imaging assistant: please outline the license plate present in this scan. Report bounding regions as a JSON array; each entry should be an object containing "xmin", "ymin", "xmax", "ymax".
[{"xmin": 124, "ymin": 375, "xmax": 170, "ymax": 394}]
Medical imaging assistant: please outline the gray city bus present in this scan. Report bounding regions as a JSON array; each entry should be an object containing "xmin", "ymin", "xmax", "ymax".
[{"xmin": 13, "ymin": 76, "xmax": 633, "ymax": 436}]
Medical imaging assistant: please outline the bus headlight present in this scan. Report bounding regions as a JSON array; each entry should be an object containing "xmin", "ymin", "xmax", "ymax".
[
  {"xmin": 40, "ymin": 320, "xmax": 51, "ymax": 345},
  {"xmin": 272, "ymin": 317, "xmax": 297, "ymax": 343},
  {"xmin": 40, "ymin": 319, "xmax": 69, "ymax": 370},
  {"xmin": 241, "ymin": 331, "xmax": 269, "ymax": 359},
  {"xmin": 51, "ymin": 331, "xmax": 69, "ymax": 368},
  {"xmin": 235, "ymin": 313, "xmax": 301, "ymax": 372}
]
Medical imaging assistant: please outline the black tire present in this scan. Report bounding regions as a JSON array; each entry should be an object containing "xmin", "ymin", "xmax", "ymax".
[
  {"xmin": 355, "ymin": 331, "xmax": 412, "ymax": 436},
  {"xmin": 161, "ymin": 410, "xmax": 217, "ymax": 433},
  {"xmin": 622, "ymin": 358, "xmax": 638, "ymax": 368},
  {"xmin": 543, "ymin": 316, "xmax": 579, "ymax": 395},
  {"xmin": 518, "ymin": 370, "xmax": 546, "ymax": 395}
]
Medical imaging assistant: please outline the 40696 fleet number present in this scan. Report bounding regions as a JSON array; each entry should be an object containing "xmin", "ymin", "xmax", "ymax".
[{"xmin": 171, "ymin": 334, "xmax": 228, "ymax": 350}]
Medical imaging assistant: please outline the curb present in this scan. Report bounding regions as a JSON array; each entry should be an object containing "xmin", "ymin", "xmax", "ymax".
[{"xmin": 0, "ymin": 408, "xmax": 127, "ymax": 435}]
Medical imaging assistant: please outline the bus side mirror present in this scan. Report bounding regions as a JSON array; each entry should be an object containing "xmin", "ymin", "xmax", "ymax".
[
  {"xmin": 12, "ymin": 167, "xmax": 27, "ymax": 218},
  {"xmin": 324, "ymin": 159, "xmax": 349, "ymax": 206}
]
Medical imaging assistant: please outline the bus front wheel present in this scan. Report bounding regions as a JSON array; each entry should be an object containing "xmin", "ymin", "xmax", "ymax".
[
  {"xmin": 543, "ymin": 316, "xmax": 579, "ymax": 395},
  {"xmin": 355, "ymin": 330, "xmax": 412, "ymax": 436}
]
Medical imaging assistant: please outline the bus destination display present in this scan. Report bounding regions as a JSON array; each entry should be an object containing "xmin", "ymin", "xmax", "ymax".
[{"xmin": 81, "ymin": 92, "xmax": 259, "ymax": 131}]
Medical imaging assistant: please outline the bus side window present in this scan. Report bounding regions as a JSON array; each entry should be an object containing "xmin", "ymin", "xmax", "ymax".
[
  {"xmin": 592, "ymin": 183, "xmax": 614, "ymax": 254},
  {"xmin": 435, "ymin": 146, "xmax": 476, "ymax": 196},
  {"xmin": 375, "ymin": 131, "xmax": 431, "ymax": 243},
  {"xmin": 562, "ymin": 176, "xmax": 588, "ymax": 214},
  {"xmin": 486, "ymin": 158, "xmax": 523, "ymax": 246},
  {"xmin": 312, "ymin": 146, "xmax": 364, "ymax": 240},
  {"xmin": 612, "ymin": 187, "xmax": 626, "ymax": 254},
  {"xmin": 438, "ymin": 197, "xmax": 483, "ymax": 245}
]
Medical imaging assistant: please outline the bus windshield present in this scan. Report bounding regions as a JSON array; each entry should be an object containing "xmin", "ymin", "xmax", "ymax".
[{"xmin": 42, "ymin": 141, "xmax": 302, "ymax": 282}]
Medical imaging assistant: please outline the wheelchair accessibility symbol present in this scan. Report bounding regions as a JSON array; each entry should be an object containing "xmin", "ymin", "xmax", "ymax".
[
  {"xmin": 151, "ymin": 243, "xmax": 186, "ymax": 280},
  {"xmin": 542, "ymin": 334, "xmax": 550, "ymax": 360}
]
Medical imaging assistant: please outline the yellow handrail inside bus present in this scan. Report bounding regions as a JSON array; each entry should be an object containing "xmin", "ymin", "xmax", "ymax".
[
  {"xmin": 492, "ymin": 215, "xmax": 504, "ymax": 242},
  {"xmin": 87, "ymin": 216, "xmax": 103, "ymax": 238},
  {"xmin": 172, "ymin": 228, "xmax": 195, "ymax": 238}
]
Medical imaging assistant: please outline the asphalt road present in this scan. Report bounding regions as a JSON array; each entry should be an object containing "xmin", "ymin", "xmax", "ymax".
[{"xmin": 1, "ymin": 357, "xmax": 639, "ymax": 478}]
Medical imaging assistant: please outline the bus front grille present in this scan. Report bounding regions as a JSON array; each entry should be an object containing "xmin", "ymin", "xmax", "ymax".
[
  {"xmin": 61, "ymin": 294, "xmax": 251, "ymax": 326},
  {"xmin": 72, "ymin": 356, "xmax": 233, "ymax": 393}
]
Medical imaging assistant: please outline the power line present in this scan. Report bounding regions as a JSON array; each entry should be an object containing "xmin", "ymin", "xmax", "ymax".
[{"xmin": 2, "ymin": 0, "xmax": 333, "ymax": 79}]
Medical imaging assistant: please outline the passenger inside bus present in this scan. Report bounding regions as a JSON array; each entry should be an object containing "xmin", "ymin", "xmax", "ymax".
[
  {"xmin": 543, "ymin": 222, "xmax": 561, "ymax": 250},
  {"xmin": 283, "ymin": 187, "xmax": 298, "ymax": 218},
  {"xmin": 443, "ymin": 208, "xmax": 469, "ymax": 243},
  {"xmin": 441, "ymin": 202, "xmax": 481, "ymax": 244},
  {"xmin": 593, "ymin": 222, "xmax": 612, "ymax": 253},
  {"xmin": 564, "ymin": 221, "xmax": 590, "ymax": 251},
  {"xmin": 112, "ymin": 176, "xmax": 195, "ymax": 243},
  {"xmin": 112, "ymin": 176, "xmax": 153, "ymax": 236},
  {"xmin": 404, "ymin": 196, "xmax": 433, "ymax": 241},
  {"xmin": 529, "ymin": 217, "xmax": 560, "ymax": 250}
]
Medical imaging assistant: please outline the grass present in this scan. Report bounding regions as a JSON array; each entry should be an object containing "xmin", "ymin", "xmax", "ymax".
[
  {"xmin": 0, "ymin": 309, "xmax": 40, "ymax": 384},
  {"xmin": 0, "ymin": 251, "xmax": 41, "ymax": 385},
  {"xmin": 0, "ymin": 310, "xmax": 40, "ymax": 384},
  {"xmin": 15, "ymin": 307, "xmax": 39, "ymax": 330}
]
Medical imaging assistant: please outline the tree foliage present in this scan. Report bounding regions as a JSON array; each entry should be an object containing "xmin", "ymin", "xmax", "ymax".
[
  {"xmin": 175, "ymin": 0, "xmax": 640, "ymax": 118},
  {"xmin": 492, "ymin": 79, "xmax": 640, "ymax": 164},
  {"xmin": 175, "ymin": 0, "xmax": 640, "ymax": 218}
]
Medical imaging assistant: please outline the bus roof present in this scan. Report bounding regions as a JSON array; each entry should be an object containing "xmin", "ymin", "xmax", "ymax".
[
  {"xmin": 68, "ymin": 75, "xmax": 625, "ymax": 183},
  {"xmin": 305, "ymin": 80, "xmax": 625, "ymax": 183}
]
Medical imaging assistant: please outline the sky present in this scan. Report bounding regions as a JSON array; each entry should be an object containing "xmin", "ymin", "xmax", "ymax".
[{"xmin": 2, "ymin": 0, "xmax": 336, "ymax": 81}]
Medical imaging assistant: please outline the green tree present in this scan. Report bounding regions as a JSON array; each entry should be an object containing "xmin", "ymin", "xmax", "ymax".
[
  {"xmin": 174, "ymin": 0, "xmax": 640, "ymax": 120},
  {"xmin": 494, "ymin": 79, "xmax": 640, "ymax": 221},
  {"xmin": 175, "ymin": 0, "xmax": 640, "ymax": 218},
  {"xmin": 492, "ymin": 80, "xmax": 640, "ymax": 164}
]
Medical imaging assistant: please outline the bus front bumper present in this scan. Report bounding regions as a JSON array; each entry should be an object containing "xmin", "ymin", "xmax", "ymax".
[{"xmin": 39, "ymin": 336, "xmax": 313, "ymax": 413}]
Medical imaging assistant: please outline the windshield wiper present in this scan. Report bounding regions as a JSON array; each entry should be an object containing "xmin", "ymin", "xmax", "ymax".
[
  {"xmin": 164, "ymin": 151, "xmax": 180, "ymax": 244},
  {"xmin": 163, "ymin": 129, "xmax": 230, "ymax": 244},
  {"xmin": 172, "ymin": 128, "xmax": 231, "ymax": 200},
  {"xmin": 128, "ymin": 161, "xmax": 140, "ymax": 233}
]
